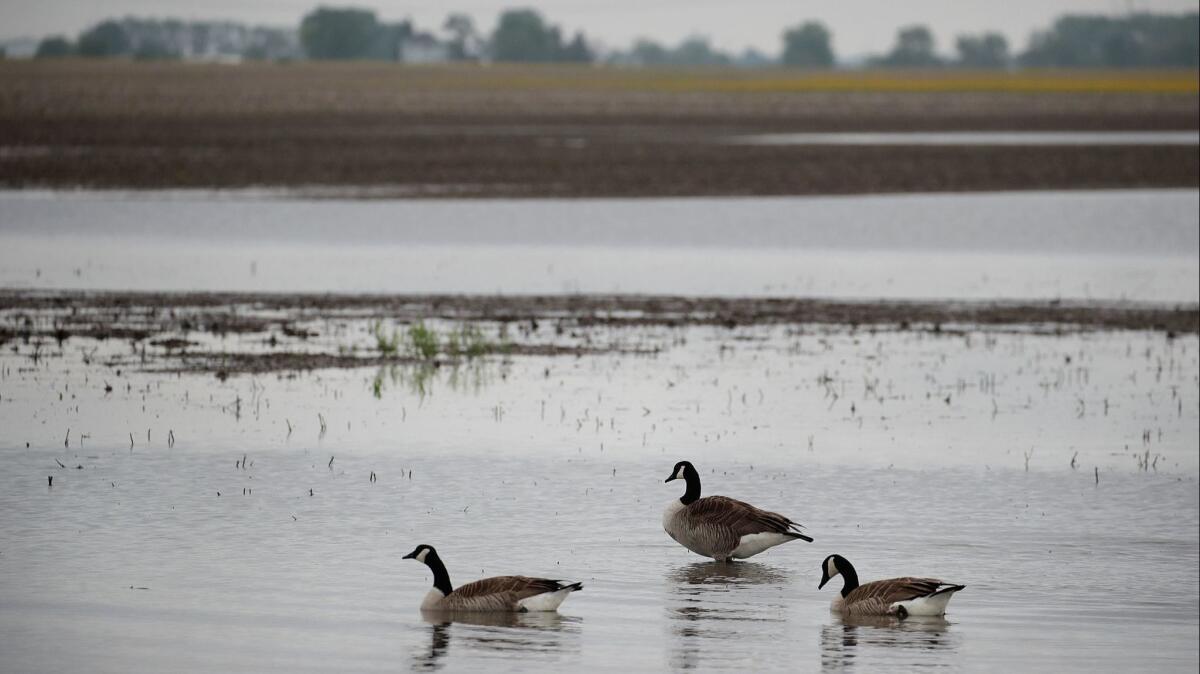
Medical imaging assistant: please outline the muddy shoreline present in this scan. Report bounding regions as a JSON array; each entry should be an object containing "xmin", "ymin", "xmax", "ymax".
[
  {"xmin": 3, "ymin": 290, "xmax": 1195, "ymax": 368},
  {"xmin": 1, "ymin": 288, "xmax": 1195, "ymax": 379}
]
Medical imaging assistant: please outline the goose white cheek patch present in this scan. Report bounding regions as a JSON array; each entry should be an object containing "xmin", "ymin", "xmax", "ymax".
[
  {"xmin": 676, "ymin": 467, "xmax": 686, "ymax": 480},
  {"xmin": 416, "ymin": 549, "xmax": 429, "ymax": 563},
  {"xmin": 826, "ymin": 558, "xmax": 838, "ymax": 578}
]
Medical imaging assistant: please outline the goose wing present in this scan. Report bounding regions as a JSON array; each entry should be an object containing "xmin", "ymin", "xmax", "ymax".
[
  {"xmin": 845, "ymin": 577, "xmax": 953, "ymax": 613},
  {"xmin": 684, "ymin": 495, "xmax": 810, "ymax": 539},
  {"xmin": 444, "ymin": 576, "xmax": 568, "ymax": 611}
]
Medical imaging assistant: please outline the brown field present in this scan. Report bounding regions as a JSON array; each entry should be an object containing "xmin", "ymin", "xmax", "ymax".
[{"xmin": 0, "ymin": 60, "xmax": 1197, "ymax": 196}]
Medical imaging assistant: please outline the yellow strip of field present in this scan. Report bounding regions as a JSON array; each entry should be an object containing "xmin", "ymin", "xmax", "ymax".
[
  {"xmin": 2, "ymin": 60, "xmax": 1196, "ymax": 96},
  {"xmin": 468, "ymin": 66, "xmax": 1200, "ymax": 95}
]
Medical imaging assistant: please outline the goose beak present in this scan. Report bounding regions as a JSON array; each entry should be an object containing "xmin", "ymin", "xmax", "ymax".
[
  {"xmin": 402, "ymin": 551, "xmax": 418, "ymax": 560},
  {"xmin": 818, "ymin": 573, "xmax": 830, "ymax": 590},
  {"xmin": 664, "ymin": 474, "xmax": 677, "ymax": 483}
]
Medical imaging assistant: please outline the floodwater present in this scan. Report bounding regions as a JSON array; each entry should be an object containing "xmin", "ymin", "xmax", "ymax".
[
  {"xmin": 1, "ymin": 189, "xmax": 1197, "ymax": 301},
  {"xmin": 1, "ymin": 188, "xmax": 1198, "ymax": 671},
  {"xmin": 1, "ymin": 321, "xmax": 1197, "ymax": 672},
  {"xmin": 727, "ymin": 131, "xmax": 1200, "ymax": 146}
]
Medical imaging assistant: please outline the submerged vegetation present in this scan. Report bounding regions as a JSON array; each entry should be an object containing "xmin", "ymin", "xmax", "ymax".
[
  {"xmin": 1, "ymin": 290, "xmax": 1195, "ymax": 382},
  {"xmin": 370, "ymin": 358, "xmax": 499, "ymax": 399},
  {"xmin": 407, "ymin": 322, "xmax": 439, "ymax": 360},
  {"xmin": 373, "ymin": 320, "xmax": 501, "ymax": 362},
  {"xmin": 371, "ymin": 320, "xmax": 402, "ymax": 356},
  {"xmin": 445, "ymin": 324, "xmax": 493, "ymax": 359}
]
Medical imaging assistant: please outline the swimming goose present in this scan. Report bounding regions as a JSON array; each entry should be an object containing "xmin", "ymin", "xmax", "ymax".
[
  {"xmin": 818, "ymin": 554, "xmax": 964, "ymax": 618},
  {"xmin": 403, "ymin": 544, "xmax": 583, "ymax": 612},
  {"xmin": 662, "ymin": 460, "xmax": 812, "ymax": 562}
]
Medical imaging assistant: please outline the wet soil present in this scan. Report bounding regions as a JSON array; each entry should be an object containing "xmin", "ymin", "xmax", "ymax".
[
  {"xmin": 1, "ymin": 62, "xmax": 1196, "ymax": 196},
  {"xmin": 2, "ymin": 290, "xmax": 1194, "ymax": 375}
]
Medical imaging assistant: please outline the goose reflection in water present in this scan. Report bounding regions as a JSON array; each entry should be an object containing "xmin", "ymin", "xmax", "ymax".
[
  {"xmin": 668, "ymin": 561, "xmax": 791, "ymax": 670},
  {"xmin": 820, "ymin": 615, "xmax": 958, "ymax": 671},
  {"xmin": 411, "ymin": 610, "xmax": 579, "ymax": 671},
  {"xmin": 670, "ymin": 560, "xmax": 791, "ymax": 588}
]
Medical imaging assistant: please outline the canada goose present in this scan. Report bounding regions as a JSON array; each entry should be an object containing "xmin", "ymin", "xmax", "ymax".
[
  {"xmin": 662, "ymin": 460, "xmax": 813, "ymax": 562},
  {"xmin": 818, "ymin": 554, "xmax": 964, "ymax": 618},
  {"xmin": 403, "ymin": 544, "xmax": 583, "ymax": 612}
]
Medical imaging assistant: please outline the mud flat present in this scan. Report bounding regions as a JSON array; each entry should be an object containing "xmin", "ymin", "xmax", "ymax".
[{"xmin": 1, "ymin": 289, "xmax": 1195, "ymax": 376}]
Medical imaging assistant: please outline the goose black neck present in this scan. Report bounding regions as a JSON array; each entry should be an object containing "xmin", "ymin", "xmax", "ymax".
[
  {"xmin": 839, "ymin": 560, "xmax": 860, "ymax": 598},
  {"xmin": 426, "ymin": 552, "xmax": 453, "ymax": 595},
  {"xmin": 679, "ymin": 470, "xmax": 701, "ymax": 505}
]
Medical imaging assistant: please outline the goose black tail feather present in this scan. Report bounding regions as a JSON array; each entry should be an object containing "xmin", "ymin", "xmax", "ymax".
[
  {"xmin": 931, "ymin": 584, "xmax": 966, "ymax": 596},
  {"xmin": 787, "ymin": 532, "xmax": 815, "ymax": 543},
  {"xmin": 559, "ymin": 581, "xmax": 584, "ymax": 592}
]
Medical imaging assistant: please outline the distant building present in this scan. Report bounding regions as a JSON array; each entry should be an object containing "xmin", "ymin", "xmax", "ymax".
[
  {"xmin": 401, "ymin": 33, "xmax": 448, "ymax": 64},
  {"xmin": 137, "ymin": 21, "xmax": 301, "ymax": 62},
  {"xmin": 0, "ymin": 37, "xmax": 39, "ymax": 59},
  {"xmin": 19, "ymin": 18, "xmax": 302, "ymax": 62}
]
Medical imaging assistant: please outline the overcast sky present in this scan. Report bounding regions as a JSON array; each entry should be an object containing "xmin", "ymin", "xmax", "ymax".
[{"xmin": 2, "ymin": 0, "xmax": 1197, "ymax": 56}]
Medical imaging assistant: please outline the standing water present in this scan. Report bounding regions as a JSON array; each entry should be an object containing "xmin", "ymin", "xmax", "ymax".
[
  {"xmin": 0, "ymin": 189, "xmax": 1196, "ymax": 301},
  {"xmin": 0, "ymin": 189, "xmax": 1197, "ymax": 672}
]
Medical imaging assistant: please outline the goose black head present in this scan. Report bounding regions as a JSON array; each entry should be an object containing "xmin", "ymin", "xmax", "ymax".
[
  {"xmin": 403, "ymin": 544, "xmax": 437, "ymax": 564},
  {"xmin": 665, "ymin": 461, "xmax": 702, "ymax": 504},
  {"xmin": 664, "ymin": 460, "xmax": 697, "ymax": 483},
  {"xmin": 818, "ymin": 554, "xmax": 850, "ymax": 590},
  {"xmin": 404, "ymin": 544, "xmax": 453, "ymax": 595}
]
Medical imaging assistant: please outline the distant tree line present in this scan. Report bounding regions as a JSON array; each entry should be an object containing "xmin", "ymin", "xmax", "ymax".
[
  {"xmin": 617, "ymin": 37, "xmax": 736, "ymax": 67},
  {"xmin": 866, "ymin": 13, "xmax": 1196, "ymax": 68},
  {"xmin": 1022, "ymin": 13, "xmax": 1199, "ymax": 67},
  {"xmin": 490, "ymin": 9, "xmax": 591, "ymax": 62},
  {"xmin": 603, "ymin": 12, "xmax": 1196, "ymax": 69},
  {"xmin": 298, "ymin": 8, "xmax": 411, "ymax": 60},
  {"xmin": 861, "ymin": 13, "xmax": 1197, "ymax": 69},
  {"xmin": 28, "ymin": 7, "xmax": 1199, "ymax": 68},
  {"xmin": 34, "ymin": 18, "xmax": 301, "ymax": 61}
]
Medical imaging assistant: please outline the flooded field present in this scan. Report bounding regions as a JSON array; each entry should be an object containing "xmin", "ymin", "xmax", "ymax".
[
  {"xmin": 0, "ymin": 311, "xmax": 1197, "ymax": 672},
  {"xmin": 1, "ymin": 187, "xmax": 1198, "ymax": 672}
]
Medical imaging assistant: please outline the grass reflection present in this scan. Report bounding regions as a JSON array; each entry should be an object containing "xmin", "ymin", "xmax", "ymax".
[{"xmin": 371, "ymin": 359, "xmax": 503, "ymax": 399}]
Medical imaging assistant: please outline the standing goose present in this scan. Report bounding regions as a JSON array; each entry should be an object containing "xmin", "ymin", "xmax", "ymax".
[
  {"xmin": 662, "ymin": 460, "xmax": 813, "ymax": 562},
  {"xmin": 403, "ymin": 544, "xmax": 583, "ymax": 612},
  {"xmin": 818, "ymin": 554, "xmax": 965, "ymax": 618}
]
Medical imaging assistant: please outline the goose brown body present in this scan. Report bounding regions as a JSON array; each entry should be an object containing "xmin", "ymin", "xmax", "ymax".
[
  {"xmin": 820, "ymin": 554, "xmax": 964, "ymax": 617},
  {"xmin": 835, "ymin": 577, "xmax": 959, "ymax": 616},
  {"xmin": 423, "ymin": 575, "xmax": 582, "ymax": 612},
  {"xmin": 404, "ymin": 545, "xmax": 583, "ymax": 613},
  {"xmin": 663, "ymin": 461, "xmax": 812, "ymax": 561}
]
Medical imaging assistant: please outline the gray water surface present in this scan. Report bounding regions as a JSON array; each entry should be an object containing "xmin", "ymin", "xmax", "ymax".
[
  {"xmin": 1, "ymin": 189, "xmax": 1197, "ymax": 301},
  {"xmin": 1, "ymin": 188, "xmax": 1198, "ymax": 672},
  {"xmin": 728, "ymin": 131, "xmax": 1200, "ymax": 146},
  {"xmin": 2, "ymin": 451, "xmax": 1194, "ymax": 673},
  {"xmin": 1, "ymin": 326, "xmax": 1196, "ymax": 673}
]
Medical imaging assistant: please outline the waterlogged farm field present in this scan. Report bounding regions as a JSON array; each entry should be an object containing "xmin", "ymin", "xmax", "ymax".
[
  {"xmin": 2, "ymin": 61, "xmax": 1196, "ymax": 195},
  {"xmin": 0, "ymin": 317, "xmax": 1196, "ymax": 673}
]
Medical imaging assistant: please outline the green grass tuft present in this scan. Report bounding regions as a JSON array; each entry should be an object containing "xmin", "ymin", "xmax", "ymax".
[
  {"xmin": 372, "ymin": 320, "xmax": 400, "ymax": 356},
  {"xmin": 407, "ymin": 322, "xmax": 439, "ymax": 360}
]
